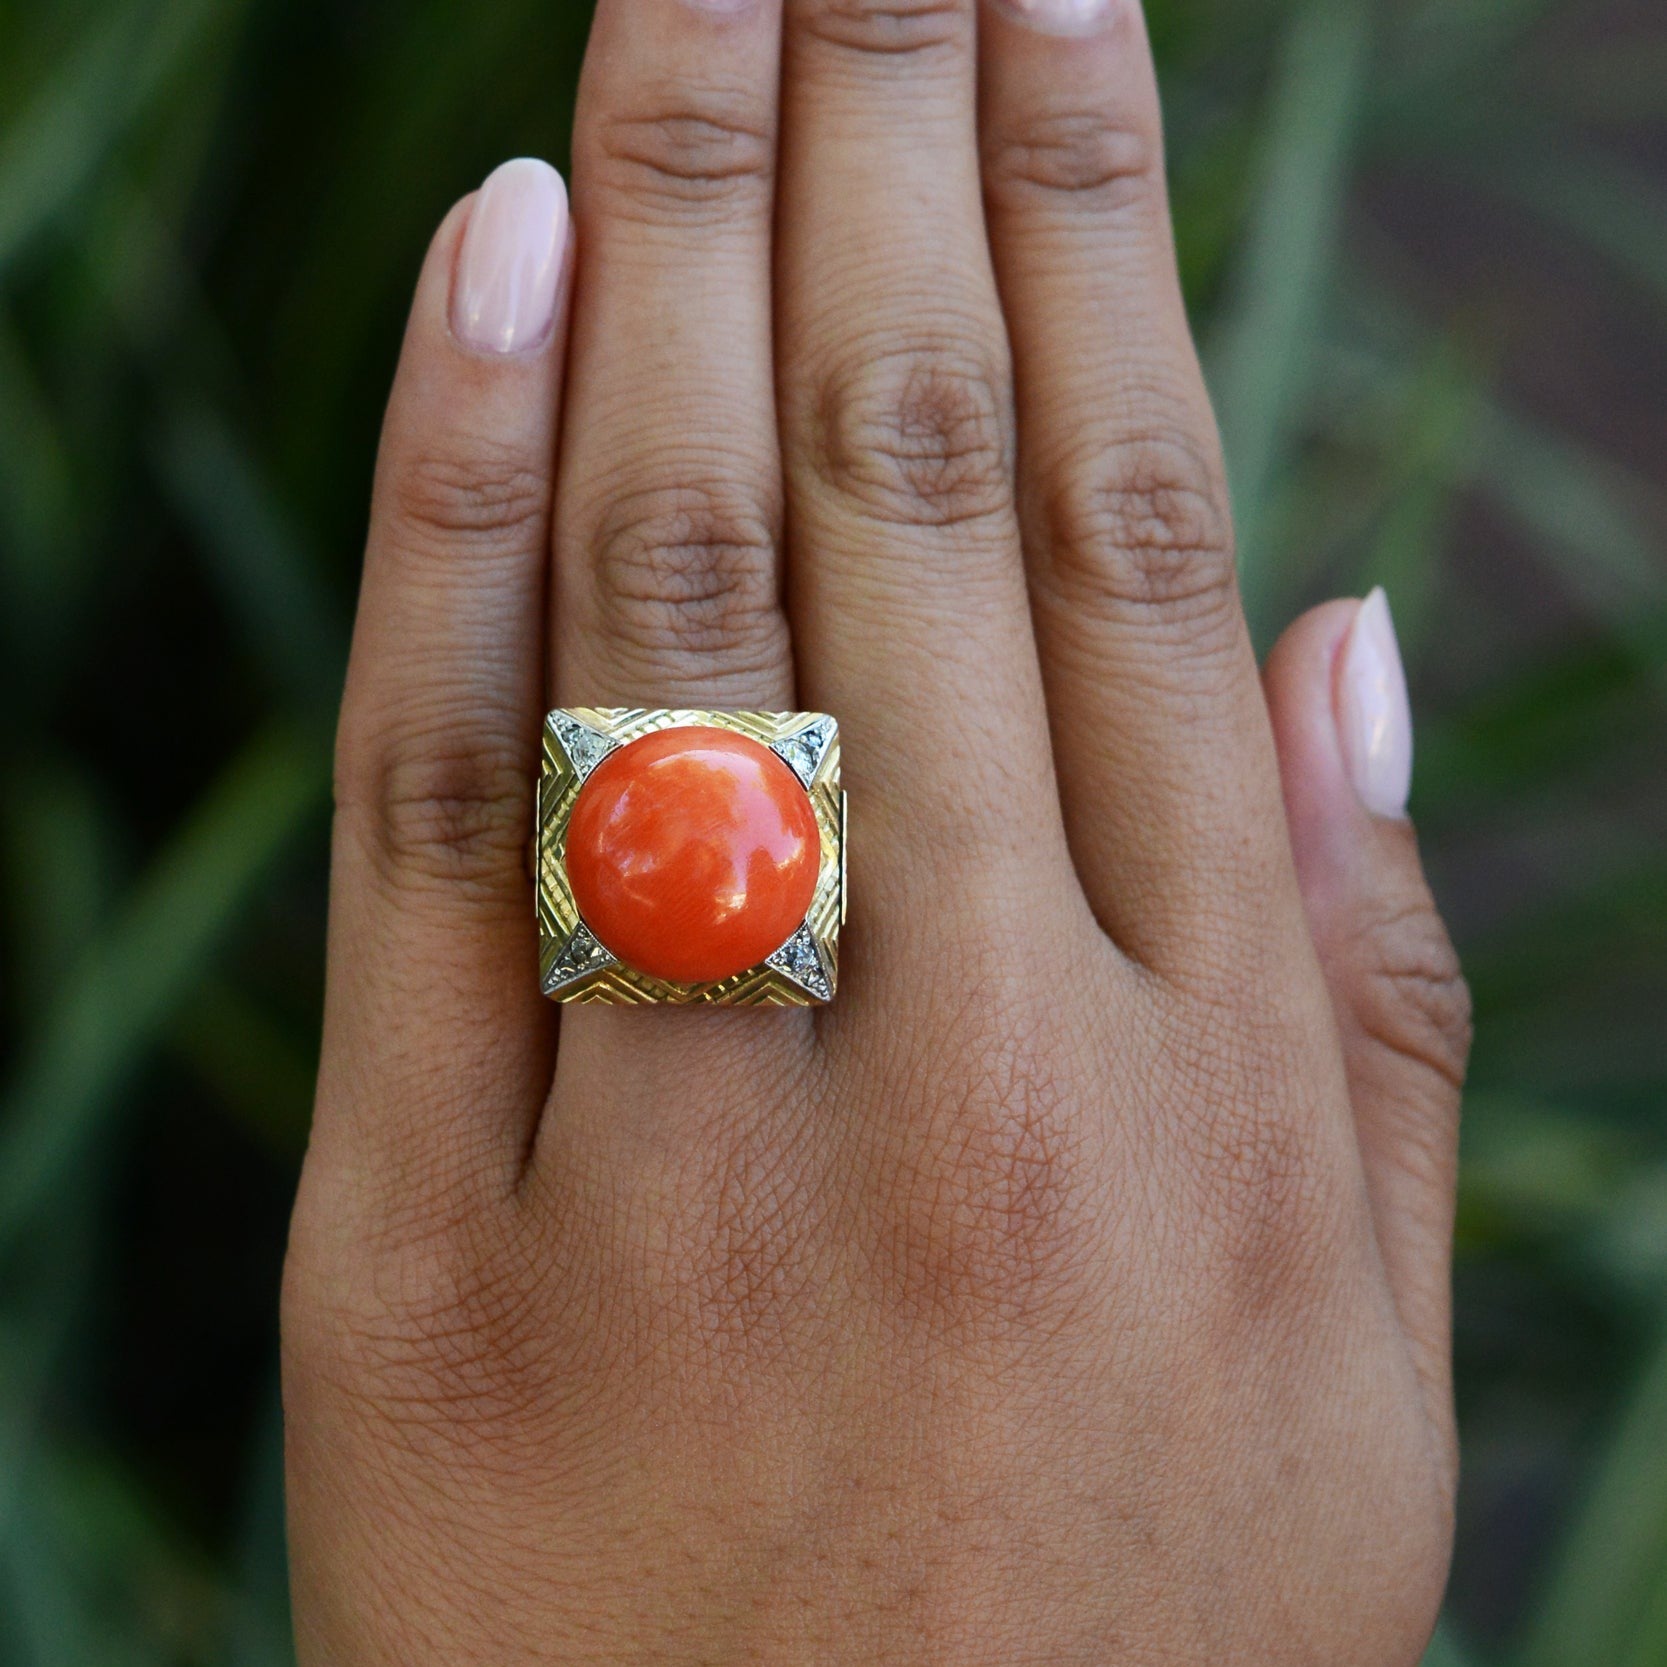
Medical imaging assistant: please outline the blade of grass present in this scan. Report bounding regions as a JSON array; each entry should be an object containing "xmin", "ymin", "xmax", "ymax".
[
  {"xmin": 1534, "ymin": 34, "xmax": 1667, "ymax": 127},
  {"xmin": 169, "ymin": 978, "xmax": 315, "ymax": 1160},
  {"xmin": 1619, "ymin": 1574, "xmax": 1667, "ymax": 1667},
  {"xmin": 0, "ymin": 0, "xmax": 235, "ymax": 278},
  {"xmin": 1320, "ymin": 305, "xmax": 1667, "ymax": 694},
  {"xmin": 1472, "ymin": 404, "xmax": 1667, "ymax": 693},
  {"xmin": 153, "ymin": 403, "xmax": 348, "ymax": 712},
  {"xmin": 1415, "ymin": 605, "xmax": 1667, "ymax": 819},
  {"xmin": 1422, "ymin": 1619, "xmax": 1483, "ymax": 1667},
  {"xmin": 0, "ymin": 308, "xmax": 78, "ymax": 633},
  {"xmin": 29, "ymin": 1438, "xmax": 219, "ymax": 1666},
  {"xmin": 0, "ymin": 760, "xmax": 112, "ymax": 1019},
  {"xmin": 229, "ymin": 1374, "xmax": 295, "ymax": 1667},
  {"xmin": 269, "ymin": 0, "xmax": 587, "ymax": 495},
  {"xmin": 1354, "ymin": 339, "xmax": 1482, "ymax": 659},
  {"xmin": 1207, "ymin": 0, "xmax": 1374, "ymax": 641},
  {"xmin": 1519, "ymin": 1313, "xmax": 1667, "ymax": 1667},
  {"xmin": 1362, "ymin": 0, "xmax": 1563, "ymax": 160},
  {"xmin": 0, "ymin": 721, "xmax": 328, "ymax": 1259},
  {"xmin": 1477, "ymin": 141, "xmax": 1667, "ymax": 316}
]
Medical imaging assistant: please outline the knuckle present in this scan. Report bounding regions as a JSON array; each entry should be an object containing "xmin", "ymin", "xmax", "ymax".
[
  {"xmin": 877, "ymin": 993, "xmax": 1103, "ymax": 1329},
  {"xmin": 1044, "ymin": 428, "xmax": 1237, "ymax": 631},
  {"xmin": 808, "ymin": 341, "xmax": 1012, "ymax": 530},
  {"xmin": 386, "ymin": 443, "xmax": 548, "ymax": 551},
  {"xmin": 594, "ymin": 89, "xmax": 775, "ymax": 222},
  {"xmin": 1202, "ymin": 1114, "xmax": 1337, "ymax": 1305},
  {"xmin": 983, "ymin": 108, "xmax": 1159, "ymax": 211},
  {"xmin": 336, "ymin": 715, "xmax": 530, "ymax": 892},
  {"xmin": 286, "ymin": 1213, "xmax": 571, "ymax": 1456},
  {"xmin": 800, "ymin": 0, "xmax": 966, "ymax": 61},
  {"xmin": 663, "ymin": 1125, "xmax": 829, "ymax": 1358},
  {"xmin": 586, "ymin": 484, "xmax": 788, "ymax": 678},
  {"xmin": 1350, "ymin": 899, "xmax": 1473, "ymax": 1095},
  {"xmin": 1166, "ymin": 1017, "xmax": 1347, "ymax": 1320}
]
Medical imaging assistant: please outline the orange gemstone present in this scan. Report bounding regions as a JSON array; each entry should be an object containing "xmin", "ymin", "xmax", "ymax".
[{"xmin": 566, "ymin": 727, "xmax": 821, "ymax": 985}]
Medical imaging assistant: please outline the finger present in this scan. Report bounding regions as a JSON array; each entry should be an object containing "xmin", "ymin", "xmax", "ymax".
[
  {"xmin": 1264, "ymin": 592, "xmax": 1471, "ymax": 1431},
  {"xmin": 321, "ymin": 161, "xmax": 570, "ymax": 1207},
  {"xmin": 775, "ymin": 0, "xmax": 1072, "ymax": 956},
  {"xmin": 979, "ymin": 0, "xmax": 1302, "ymax": 976},
  {"xmin": 553, "ymin": 0, "xmax": 791, "ymax": 711}
]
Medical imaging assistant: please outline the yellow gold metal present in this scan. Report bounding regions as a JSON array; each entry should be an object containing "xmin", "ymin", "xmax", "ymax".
[{"xmin": 537, "ymin": 709, "xmax": 845, "ymax": 1006}]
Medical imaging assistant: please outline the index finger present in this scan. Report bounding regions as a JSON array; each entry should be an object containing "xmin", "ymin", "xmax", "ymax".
[{"xmin": 320, "ymin": 161, "xmax": 571, "ymax": 1206}]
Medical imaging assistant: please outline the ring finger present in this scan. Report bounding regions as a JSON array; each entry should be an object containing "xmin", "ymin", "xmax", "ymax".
[{"xmin": 979, "ymin": 0, "xmax": 1310, "ymax": 982}]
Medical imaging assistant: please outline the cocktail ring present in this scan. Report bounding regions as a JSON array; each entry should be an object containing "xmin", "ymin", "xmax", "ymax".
[{"xmin": 537, "ymin": 709, "xmax": 846, "ymax": 1005}]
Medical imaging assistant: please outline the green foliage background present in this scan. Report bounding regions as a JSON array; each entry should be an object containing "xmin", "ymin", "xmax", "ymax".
[{"xmin": 1, "ymin": 0, "xmax": 1664, "ymax": 1661}]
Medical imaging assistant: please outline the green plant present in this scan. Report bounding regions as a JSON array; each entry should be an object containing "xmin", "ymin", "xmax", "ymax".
[{"xmin": 0, "ymin": 1, "xmax": 1661, "ymax": 1660}]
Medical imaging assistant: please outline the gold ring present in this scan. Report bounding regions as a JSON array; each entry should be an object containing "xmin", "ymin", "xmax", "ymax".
[{"xmin": 537, "ymin": 709, "xmax": 846, "ymax": 1006}]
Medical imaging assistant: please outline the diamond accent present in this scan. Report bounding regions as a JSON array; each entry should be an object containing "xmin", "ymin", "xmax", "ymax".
[
  {"xmin": 769, "ymin": 716, "xmax": 837, "ymax": 790},
  {"xmin": 765, "ymin": 923, "xmax": 832, "ymax": 1003},
  {"xmin": 550, "ymin": 713, "xmax": 619, "ymax": 783},
  {"xmin": 542, "ymin": 922, "xmax": 619, "ymax": 996}
]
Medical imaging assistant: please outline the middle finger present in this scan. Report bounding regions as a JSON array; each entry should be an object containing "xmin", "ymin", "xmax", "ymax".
[
  {"xmin": 554, "ymin": 0, "xmax": 791, "ymax": 711},
  {"xmin": 776, "ymin": 0, "xmax": 1075, "ymax": 963}
]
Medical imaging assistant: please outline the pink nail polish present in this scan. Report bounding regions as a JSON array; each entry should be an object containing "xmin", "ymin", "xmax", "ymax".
[
  {"xmin": 451, "ymin": 158, "xmax": 568, "ymax": 355},
  {"xmin": 1336, "ymin": 587, "xmax": 1414, "ymax": 820},
  {"xmin": 996, "ymin": 0, "xmax": 1115, "ymax": 35}
]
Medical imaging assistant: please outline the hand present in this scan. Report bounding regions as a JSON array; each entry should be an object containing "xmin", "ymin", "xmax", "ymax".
[{"xmin": 283, "ymin": 0, "xmax": 1472, "ymax": 1661}]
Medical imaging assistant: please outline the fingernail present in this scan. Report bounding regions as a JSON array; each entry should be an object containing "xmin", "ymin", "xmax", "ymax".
[
  {"xmin": 1336, "ymin": 587, "xmax": 1413, "ymax": 820},
  {"xmin": 451, "ymin": 158, "xmax": 568, "ymax": 355},
  {"xmin": 995, "ymin": 0, "xmax": 1115, "ymax": 35}
]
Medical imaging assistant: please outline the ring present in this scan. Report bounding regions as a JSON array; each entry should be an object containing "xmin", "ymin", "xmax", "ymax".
[{"xmin": 538, "ymin": 709, "xmax": 847, "ymax": 1005}]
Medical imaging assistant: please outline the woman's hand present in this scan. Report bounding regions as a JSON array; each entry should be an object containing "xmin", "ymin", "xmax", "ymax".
[{"xmin": 284, "ymin": 0, "xmax": 1471, "ymax": 1660}]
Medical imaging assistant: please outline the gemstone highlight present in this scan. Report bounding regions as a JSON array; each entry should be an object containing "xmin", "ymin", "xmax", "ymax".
[{"xmin": 565, "ymin": 726, "xmax": 821, "ymax": 986}]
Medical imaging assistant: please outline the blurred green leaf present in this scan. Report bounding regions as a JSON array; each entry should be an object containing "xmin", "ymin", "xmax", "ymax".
[
  {"xmin": 169, "ymin": 978, "xmax": 315, "ymax": 1160},
  {"xmin": 1209, "ymin": 0, "xmax": 1373, "ymax": 638},
  {"xmin": 1483, "ymin": 142, "xmax": 1667, "ymax": 317},
  {"xmin": 1535, "ymin": 35, "xmax": 1667, "ymax": 127},
  {"xmin": 1417, "ymin": 608, "xmax": 1667, "ymax": 819},
  {"xmin": 1423, "ymin": 1619, "xmax": 1484, "ymax": 1667},
  {"xmin": 228, "ymin": 1380, "xmax": 294, "ymax": 1667},
  {"xmin": 1521, "ymin": 1316, "xmax": 1667, "ymax": 1667},
  {"xmin": 0, "ymin": 723, "xmax": 327, "ymax": 1258},
  {"xmin": 1475, "ymin": 410, "xmax": 1667, "ymax": 624},
  {"xmin": 0, "ymin": 0, "xmax": 233, "ymax": 278},
  {"xmin": 153, "ymin": 403, "xmax": 348, "ymax": 711},
  {"xmin": 1458, "ymin": 1092, "xmax": 1637, "ymax": 1252},
  {"xmin": 0, "ymin": 759, "xmax": 112, "ymax": 1017},
  {"xmin": 1355, "ymin": 339, "xmax": 1482, "ymax": 657},
  {"xmin": 0, "ymin": 307, "xmax": 78, "ymax": 630}
]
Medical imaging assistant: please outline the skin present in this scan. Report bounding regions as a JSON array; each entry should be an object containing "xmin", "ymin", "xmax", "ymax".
[{"xmin": 284, "ymin": 0, "xmax": 1473, "ymax": 1661}]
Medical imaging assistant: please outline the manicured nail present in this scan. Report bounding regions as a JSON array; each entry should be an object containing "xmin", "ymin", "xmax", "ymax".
[
  {"xmin": 996, "ymin": 0, "xmax": 1115, "ymax": 35},
  {"xmin": 451, "ymin": 158, "xmax": 568, "ymax": 355},
  {"xmin": 1336, "ymin": 587, "xmax": 1413, "ymax": 820}
]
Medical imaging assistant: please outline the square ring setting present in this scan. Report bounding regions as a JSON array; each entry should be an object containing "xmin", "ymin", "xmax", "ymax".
[{"xmin": 538, "ymin": 709, "xmax": 845, "ymax": 1006}]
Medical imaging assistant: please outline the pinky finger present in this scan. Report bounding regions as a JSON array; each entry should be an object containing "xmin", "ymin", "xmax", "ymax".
[{"xmin": 1263, "ymin": 592, "xmax": 1473, "ymax": 1452}]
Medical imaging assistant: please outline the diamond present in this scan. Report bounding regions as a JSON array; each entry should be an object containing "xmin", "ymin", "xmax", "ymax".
[
  {"xmin": 542, "ymin": 922, "xmax": 618, "ymax": 996},
  {"xmin": 769, "ymin": 716, "xmax": 837, "ymax": 790},
  {"xmin": 765, "ymin": 924, "xmax": 833, "ymax": 1003},
  {"xmin": 550, "ymin": 713, "xmax": 619, "ymax": 783}
]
